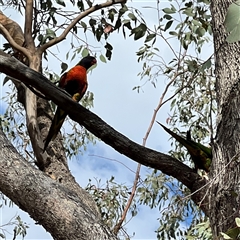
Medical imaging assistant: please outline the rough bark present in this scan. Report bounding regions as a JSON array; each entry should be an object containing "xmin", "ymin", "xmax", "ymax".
[
  {"xmin": 0, "ymin": 127, "xmax": 117, "ymax": 240},
  {"xmin": 210, "ymin": 0, "xmax": 240, "ymax": 237}
]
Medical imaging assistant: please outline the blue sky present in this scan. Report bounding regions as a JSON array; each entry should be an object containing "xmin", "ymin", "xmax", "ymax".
[{"xmin": 0, "ymin": 1, "xmax": 211, "ymax": 239}]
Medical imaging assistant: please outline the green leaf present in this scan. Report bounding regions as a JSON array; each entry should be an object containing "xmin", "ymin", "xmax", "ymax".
[
  {"xmin": 105, "ymin": 42, "xmax": 113, "ymax": 50},
  {"xmin": 164, "ymin": 20, "xmax": 173, "ymax": 31},
  {"xmin": 46, "ymin": 28, "xmax": 56, "ymax": 39},
  {"xmin": 224, "ymin": 0, "xmax": 240, "ymax": 32},
  {"xmin": 145, "ymin": 33, "xmax": 156, "ymax": 42},
  {"xmin": 162, "ymin": 7, "xmax": 176, "ymax": 14},
  {"xmin": 163, "ymin": 14, "xmax": 172, "ymax": 20},
  {"xmin": 86, "ymin": 0, "xmax": 92, "ymax": 8},
  {"xmin": 106, "ymin": 49, "xmax": 112, "ymax": 60},
  {"xmin": 131, "ymin": 23, "xmax": 147, "ymax": 40},
  {"xmin": 220, "ymin": 232, "xmax": 232, "ymax": 239},
  {"xmin": 80, "ymin": 21, "xmax": 87, "ymax": 32},
  {"xmin": 108, "ymin": 8, "xmax": 117, "ymax": 22},
  {"xmin": 99, "ymin": 54, "xmax": 107, "ymax": 63},
  {"xmin": 183, "ymin": 8, "xmax": 195, "ymax": 17},
  {"xmin": 192, "ymin": 19, "xmax": 202, "ymax": 27},
  {"xmin": 225, "ymin": 226, "xmax": 240, "ymax": 239},
  {"xmin": 226, "ymin": 24, "xmax": 240, "ymax": 43},
  {"xmin": 3, "ymin": 76, "xmax": 11, "ymax": 85},
  {"xmin": 0, "ymin": 232, "xmax": 5, "ymax": 238},
  {"xmin": 61, "ymin": 62, "xmax": 68, "ymax": 74},
  {"xmin": 236, "ymin": 217, "xmax": 240, "ymax": 227},
  {"xmin": 56, "ymin": 0, "xmax": 66, "ymax": 7},
  {"xmin": 128, "ymin": 13, "xmax": 137, "ymax": 21},
  {"xmin": 123, "ymin": 21, "xmax": 132, "ymax": 30},
  {"xmin": 38, "ymin": 34, "xmax": 43, "ymax": 43},
  {"xmin": 169, "ymin": 31, "xmax": 178, "ymax": 36},
  {"xmin": 114, "ymin": 18, "xmax": 122, "ymax": 30},
  {"xmin": 77, "ymin": 1, "xmax": 84, "ymax": 11},
  {"xmin": 82, "ymin": 48, "xmax": 89, "ymax": 57},
  {"xmin": 201, "ymin": 58, "xmax": 212, "ymax": 71},
  {"xmin": 96, "ymin": 26, "xmax": 103, "ymax": 41},
  {"xmin": 123, "ymin": 20, "xmax": 132, "ymax": 38},
  {"xmin": 224, "ymin": 0, "xmax": 240, "ymax": 43},
  {"xmin": 71, "ymin": 52, "xmax": 76, "ymax": 61},
  {"xmin": 89, "ymin": 18, "xmax": 96, "ymax": 26},
  {"xmin": 196, "ymin": 27, "xmax": 206, "ymax": 37},
  {"xmin": 119, "ymin": 4, "xmax": 128, "ymax": 17}
]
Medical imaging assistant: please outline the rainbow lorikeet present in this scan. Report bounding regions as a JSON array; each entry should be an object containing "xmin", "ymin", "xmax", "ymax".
[
  {"xmin": 157, "ymin": 122, "xmax": 212, "ymax": 172},
  {"xmin": 43, "ymin": 56, "xmax": 97, "ymax": 151}
]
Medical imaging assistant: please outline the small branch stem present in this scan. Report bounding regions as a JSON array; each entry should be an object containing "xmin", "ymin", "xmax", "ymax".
[{"xmin": 39, "ymin": 0, "xmax": 127, "ymax": 53}]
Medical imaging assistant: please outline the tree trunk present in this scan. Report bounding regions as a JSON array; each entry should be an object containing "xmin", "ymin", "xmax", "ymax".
[{"xmin": 210, "ymin": 0, "xmax": 240, "ymax": 237}]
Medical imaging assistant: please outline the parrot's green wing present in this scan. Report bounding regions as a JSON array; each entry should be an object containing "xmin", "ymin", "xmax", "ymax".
[{"xmin": 157, "ymin": 122, "xmax": 212, "ymax": 172}]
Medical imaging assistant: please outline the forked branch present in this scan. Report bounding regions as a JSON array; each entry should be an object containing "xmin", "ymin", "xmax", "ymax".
[{"xmin": 39, "ymin": 0, "xmax": 127, "ymax": 52}]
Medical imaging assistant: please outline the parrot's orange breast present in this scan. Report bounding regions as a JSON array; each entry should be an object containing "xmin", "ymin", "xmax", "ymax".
[
  {"xmin": 59, "ymin": 66, "xmax": 88, "ymax": 97},
  {"xmin": 66, "ymin": 66, "xmax": 87, "ymax": 82}
]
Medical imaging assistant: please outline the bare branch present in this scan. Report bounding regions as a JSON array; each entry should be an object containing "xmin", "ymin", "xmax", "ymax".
[
  {"xmin": 39, "ymin": 0, "xmax": 127, "ymax": 53},
  {"xmin": 0, "ymin": 23, "xmax": 31, "ymax": 59},
  {"xmin": 113, "ymin": 163, "xmax": 141, "ymax": 234},
  {"xmin": 24, "ymin": 0, "xmax": 35, "ymax": 49}
]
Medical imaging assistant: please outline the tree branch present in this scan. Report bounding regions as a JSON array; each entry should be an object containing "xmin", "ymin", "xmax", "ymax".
[
  {"xmin": 113, "ymin": 163, "xmax": 141, "ymax": 234},
  {"xmin": 0, "ymin": 23, "xmax": 31, "ymax": 60},
  {"xmin": 24, "ymin": 0, "xmax": 35, "ymax": 49},
  {"xmin": 0, "ymin": 11, "xmax": 24, "ymax": 46},
  {"xmin": 0, "ymin": 52, "xmax": 210, "ymax": 216},
  {"xmin": 38, "ymin": 0, "xmax": 127, "ymax": 53}
]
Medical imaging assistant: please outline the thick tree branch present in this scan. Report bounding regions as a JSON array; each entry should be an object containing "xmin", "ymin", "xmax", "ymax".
[
  {"xmin": 0, "ymin": 52, "xmax": 210, "ymax": 216},
  {"xmin": 0, "ymin": 127, "xmax": 117, "ymax": 240},
  {"xmin": 38, "ymin": 0, "xmax": 127, "ymax": 52}
]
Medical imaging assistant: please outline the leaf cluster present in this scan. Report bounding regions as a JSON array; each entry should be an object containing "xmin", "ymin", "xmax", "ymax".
[{"xmin": 85, "ymin": 176, "xmax": 137, "ymax": 238}]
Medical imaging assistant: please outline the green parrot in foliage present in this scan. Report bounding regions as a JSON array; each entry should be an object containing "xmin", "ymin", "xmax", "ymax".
[{"xmin": 157, "ymin": 122, "xmax": 212, "ymax": 172}]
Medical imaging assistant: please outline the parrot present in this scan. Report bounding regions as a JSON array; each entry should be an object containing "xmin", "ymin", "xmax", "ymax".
[
  {"xmin": 157, "ymin": 122, "xmax": 212, "ymax": 172},
  {"xmin": 43, "ymin": 55, "xmax": 97, "ymax": 152}
]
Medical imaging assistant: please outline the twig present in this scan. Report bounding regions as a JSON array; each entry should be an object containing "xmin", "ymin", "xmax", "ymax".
[
  {"xmin": 88, "ymin": 154, "xmax": 136, "ymax": 174},
  {"xmin": 143, "ymin": 52, "xmax": 187, "ymax": 145},
  {"xmin": 113, "ymin": 163, "xmax": 141, "ymax": 234},
  {"xmin": 39, "ymin": 0, "xmax": 127, "ymax": 53}
]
